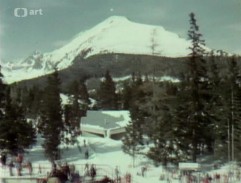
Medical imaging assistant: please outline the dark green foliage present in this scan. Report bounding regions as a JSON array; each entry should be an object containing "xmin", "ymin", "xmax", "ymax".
[
  {"xmin": 63, "ymin": 80, "xmax": 90, "ymax": 144},
  {"xmin": 39, "ymin": 70, "xmax": 63, "ymax": 161},
  {"xmin": 122, "ymin": 81, "xmax": 132, "ymax": 110},
  {"xmin": 79, "ymin": 80, "xmax": 90, "ymax": 105},
  {"xmin": 27, "ymin": 86, "xmax": 43, "ymax": 118},
  {"xmin": 0, "ymin": 65, "xmax": 36, "ymax": 154},
  {"xmin": 68, "ymin": 80, "xmax": 90, "ymax": 105},
  {"xmin": 147, "ymin": 83, "xmax": 183, "ymax": 165},
  {"xmin": 175, "ymin": 12, "xmax": 212, "ymax": 162},
  {"xmin": 97, "ymin": 70, "xmax": 118, "ymax": 109},
  {"xmin": 122, "ymin": 119, "xmax": 143, "ymax": 167},
  {"xmin": 122, "ymin": 76, "xmax": 147, "ymax": 165},
  {"xmin": 0, "ymin": 88, "xmax": 36, "ymax": 153},
  {"xmin": 0, "ymin": 65, "xmax": 6, "ymax": 119},
  {"xmin": 221, "ymin": 55, "xmax": 241, "ymax": 161},
  {"xmin": 207, "ymin": 52, "xmax": 227, "ymax": 159}
]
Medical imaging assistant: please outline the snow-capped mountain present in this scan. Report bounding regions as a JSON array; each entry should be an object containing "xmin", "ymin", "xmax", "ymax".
[{"xmin": 2, "ymin": 16, "xmax": 192, "ymax": 84}]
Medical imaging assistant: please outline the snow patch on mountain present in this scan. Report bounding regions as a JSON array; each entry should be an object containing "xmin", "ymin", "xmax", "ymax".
[{"xmin": 2, "ymin": 16, "xmax": 191, "ymax": 84}]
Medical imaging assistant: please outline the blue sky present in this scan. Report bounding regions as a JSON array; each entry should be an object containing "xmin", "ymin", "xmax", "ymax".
[{"xmin": 0, "ymin": 0, "xmax": 241, "ymax": 60}]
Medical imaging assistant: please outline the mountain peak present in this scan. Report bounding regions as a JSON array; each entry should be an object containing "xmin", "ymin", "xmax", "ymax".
[
  {"xmin": 2, "ymin": 16, "xmax": 192, "ymax": 84},
  {"xmin": 102, "ymin": 16, "xmax": 130, "ymax": 24}
]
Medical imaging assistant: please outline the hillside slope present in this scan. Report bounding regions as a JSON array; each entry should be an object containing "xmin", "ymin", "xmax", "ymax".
[{"xmin": 2, "ymin": 16, "xmax": 191, "ymax": 84}]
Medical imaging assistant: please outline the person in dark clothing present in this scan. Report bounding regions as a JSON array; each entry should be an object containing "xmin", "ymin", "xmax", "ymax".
[
  {"xmin": 70, "ymin": 170, "xmax": 81, "ymax": 183},
  {"xmin": 99, "ymin": 176, "xmax": 113, "ymax": 183},
  {"xmin": 0, "ymin": 154, "xmax": 6, "ymax": 166},
  {"xmin": 115, "ymin": 166, "xmax": 120, "ymax": 182},
  {"xmin": 57, "ymin": 171, "xmax": 68, "ymax": 183},
  {"xmin": 85, "ymin": 149, "xmax": 89, "ymax": 159},
  {"xmin": 26, "ymin": 160, "xmax": 33, "ymax": 175},
  {"xmin": 90, "ymin": 164, "xmax": 96, "ymax": 180},
  {"xmin": 8, "ymin": 160, "xmax": 14, "ymax": 176},
  {"xmin": 84, "ymin": 163, "xmax": 89, "ymax": 176},
  {"xmin": 61, "ymin": 162, "xmax": 70, "ymax": 178}
]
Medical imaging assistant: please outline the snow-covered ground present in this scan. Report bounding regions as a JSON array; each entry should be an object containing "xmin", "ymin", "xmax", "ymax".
[{"xmin": 1, "ymin": 133, "xmax": 241, "ymax": 183}]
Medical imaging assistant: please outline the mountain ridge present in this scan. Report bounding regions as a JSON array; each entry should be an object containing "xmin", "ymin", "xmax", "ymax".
[{"xmin": 2, "ymin": 16, "xmax": 192, "ymax": 84}]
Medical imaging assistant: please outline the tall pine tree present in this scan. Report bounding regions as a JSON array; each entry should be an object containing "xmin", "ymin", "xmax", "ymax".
[
  {"xmin": 208, "ymin": 51, "xmax": 227, "ymax": 159},
  {"xmin": 176, "ymin": 12, "xmax": 212, "ymax": 162},
  {"xmin": 97, "ymin": 71, "xmax": 118, "ymax": 109},
  {"xmin": 0, "ymin": 64, "xmax": 6, "ymax": 119},
  {"xmin": 39, "ymin": 70, "xmax": 63, "ymax": 161},
  {"xmin": 147, "ymin": 83, "xmax": 181, "ymax": 165},
  {"xmin": 222, "ymin": 55, "xmax": 241, "ymax": 161},
  {"xmin": 0, "ymin": 86, "xmax": 36, "ymax": 153}
]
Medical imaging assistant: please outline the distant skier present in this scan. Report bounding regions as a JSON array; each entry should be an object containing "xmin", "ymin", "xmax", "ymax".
[
  {"xmin": 8, "ymin": 160, "xmax": 14, "ymax": 176},
  {"xmin": 26, "ymin": 160, "xmax": 33, "ymax": 175},
  {"xmin": 70, "ymin": 170, "xmax": 81, "ymax": 183},
  {"xmin": 85, "ymin": 149, "xmax": 89, "ymax": 159},
  {"xmin": 115, "ymin": 166, "xmax": 120, "ymax": 182},
  {"xmin": 17, "ymin": 153, "xmax": 24, "ymax": 164},
  {"xmin": 0, "ymin": 153, "xmax": 6, "ymax": 166},
  {"xmin": 84, "ymin": 163, "xmax": 89, "ymax": 176},
  {"xmin": 141, "ymin": 166, "xmax": 147, "ymax": 177},
  {"xmin": 61, "ymin": 162, "xmax": 70, "ymax": 178},
  {"xmin": 15, "ymin": 162, "xmax": 21, "ymax": 176},
  {"xmin": 90, "ymin": 164, "xmax": 96, "ymax": 180}
]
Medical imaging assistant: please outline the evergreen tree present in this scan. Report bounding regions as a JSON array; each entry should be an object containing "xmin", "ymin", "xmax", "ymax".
[
  {"xmin": 122, "ymin": 119, "xmax": 143, "ymax": 167},
  {"xmin": 0, "ymin": 88, "xmax": 36, "ymax": 153},
  {"xmin": 63, "ymin": 80, "xmax": 89, "ymax": 144},
  {"xmin": 97, "ymin": 71, "xmax": 118, "ymax": 109},
  {"xmin": 39, "ymin": 70, "xmax": 63, "ymax": 161},
  {"xmin": 222, "ymin": 55, "xmax": 241, "ymax": 161},
  {"xmin": 27, "ymin": 86, "xmax": 43, "ymax": 118},
  {"xmin": 176, "ymin": 12, "xmax": 212, "ymax": 162},
  {"xmin": 208, "ymin": 51, "xmax": 227, "ymax": 159},
  {"xmin": 0, "ymin": 64, "xmax": 6, "ymax": 119},
  {"xmin": 79, "ymin": 80, "xmax": 90, "ymax": 105},
  {"xmin": 147, "ymin": 83, "xmax": 181, "ymax": 165},
  {"xmin": 63, "ymin": 104, "xmax": 78, "ymax": 145},
  {"xmin": 122, "ymin": 76, "xmax": 146, "ymax": 165},
  {"xmin": 122, "ymin": 81, "xmax": 132, "ymax": 110}
]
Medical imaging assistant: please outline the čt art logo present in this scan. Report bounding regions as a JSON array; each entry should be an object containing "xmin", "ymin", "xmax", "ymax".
[{"xmin": 14, "ymin": 8, "xmax": 43, "ymax": 17}]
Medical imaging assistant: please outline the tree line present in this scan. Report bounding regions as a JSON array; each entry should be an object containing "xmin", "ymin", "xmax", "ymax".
[
  {"xmin": 1, "ymin": 12, "xmax": 241, "ymax": 165},
  {"xmin": 122, "ymin": 12, "xmax": 241, "ymax": 166}
]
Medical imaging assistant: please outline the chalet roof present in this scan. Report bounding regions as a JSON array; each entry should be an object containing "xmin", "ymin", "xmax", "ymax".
[{"xmin": 81, "ymin": 110, "xmax": 130, "ymax": 129}]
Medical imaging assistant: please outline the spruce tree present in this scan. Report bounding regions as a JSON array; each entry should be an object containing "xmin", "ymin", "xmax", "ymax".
[
  {"xmin": 64, "ymin": 80, "xmax": 84, "ymax": 144},
  {"xmin": 97, "ymin": 70, "xmax": 117, "ymax": 109},
  {"xmin": 39, "ymin": 70, "xmax": 63, "ymax": 161},
  {"xmin": 208, "ymin": 51, "xmax": 227, "ymax": 159},
  {"xmin": 147, "ymin": 83, "xmax": 180, "ymax": 165},
  {"xmin": 0, "ymin": 87, "xmax": 36, "ymax": 153},
  {"xmin": 122, "ymin": 81, "xmax": 132, "ymax": 110},
  {"xmin": 222, "ymin": 55, "xmax": 241, "ymax": 161},
  {"xmin": 176, "ymin": 12, "xmax": 211, "ymax": 162},
  {"xmin": 122, "ymin": 119, "xmax": 143, "ymax": 167},
  {"xmin": 0, "ymin": 64, "xmax": 6, "ymax": 119},
  {"xmin": 79, "ymin": 80, "xmax": 90, "ymax": 106},
  {"xmin": 122, "ymin": 76, "xmax": 146, "ymax": 165},
  {"xmin": 28, "ymin": 86, "xmax": 43, "ymax": 118}
]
